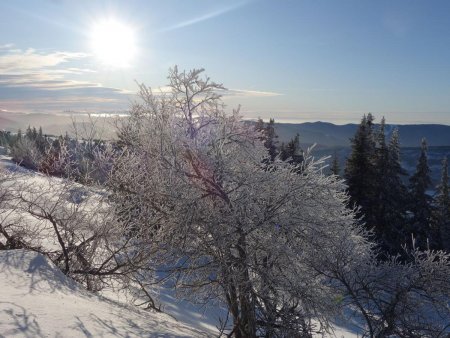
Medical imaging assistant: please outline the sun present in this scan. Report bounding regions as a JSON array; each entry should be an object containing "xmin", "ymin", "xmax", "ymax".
[{"xmin": 90, "ymin": 18, "xmax": 136, "ymax": 68}]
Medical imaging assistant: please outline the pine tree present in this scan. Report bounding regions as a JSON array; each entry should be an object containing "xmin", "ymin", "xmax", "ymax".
[
  {"xmin": 408, "ymin": 138, "xmax": 433, "ymax": 250},
  {"xmin": 254, "ymin": 118, "xmax": 265, "ymax": 134},
  {"xmin": 433, "ymin": 157, "xmax": 450, "ymax": 250},
  {"xmin": 254, "ymin": 118, "xmax": 278, "ymax": 162},
  {"xmin": 372, "ymin": 118, "xmax": 390, "ymax": 249},
  {"xmin": 25, "ymin": 126, "xmax": 33, "ymax": 140},
  {"xmin": 330, "ymin": 151, "xmax": 340, "ymax": 176},
  {"xmin": 264, "ymin": 118, "xmax": 278, "ymax": 161},
  {"xmin": 350, "ymin": 117, "xmax": 409, "ymax": 255},
  {"xmin": 16, "ymin": 129, "xmax": 22, "ymax": 145},
  {"xmin": 36, "ymin": 126, "xmax": 46, "ymax": 153},
  {"xmin": 281, "ymin": 133, "xmax": 303, "ymax": 165},
  {"xmin": 374, "ymin": 126, "xmax": 408, "ymax": 254},
  {"xmin": 345, "ymin": 114, "xmax": 377, "ymax": 227},
  {"xmin": 279, "ymin": 142, "xmax": 286, "ymax": 160}
]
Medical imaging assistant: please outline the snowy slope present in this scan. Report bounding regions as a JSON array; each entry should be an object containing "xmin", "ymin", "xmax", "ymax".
[
  {"xmin": 0, "ymin": 249, "xmax": 210, "ymax": 337},
  {"xmin": 0, "ymin": 154, "xmax": 360, "ymax": 337}
]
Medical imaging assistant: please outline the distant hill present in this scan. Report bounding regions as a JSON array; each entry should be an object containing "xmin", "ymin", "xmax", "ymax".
[{"xmin": 274, "ymin": 121, "xmax": 450, "ymax": 148}]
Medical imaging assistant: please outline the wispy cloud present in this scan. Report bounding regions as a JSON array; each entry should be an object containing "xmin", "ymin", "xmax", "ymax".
[
  {"xmin": 225, "ymin": 89, "xmax": 283, "ymax": 97},
  {"xmin": 0, "ymin": 46, "xmax": 280, "ymax": 113},
  {"xmin": 0, "ymin": 47, "xmax": 131, "ymax": 113},
  {"xmin": 0, "ymin": 74, "xmax": 100, "ymax": 90},
  {"xmin": 162, "ymin": 1, "xmax": 252, "ymax": 32},
  {"xmin": 0, "ymin": 48, "xmax": 88, "ymax": 72},
  {"xmin": 0, "ymin": 47, "xmax": 97, "ymax": 90},
  {"xmin": 144, "ymin": 86, "xmax": 282, "ymax": 98}
]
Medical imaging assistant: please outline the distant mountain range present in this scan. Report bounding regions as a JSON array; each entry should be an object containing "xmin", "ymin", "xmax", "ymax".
[
  {"xmin": 274, "ymin": 121, "xmax": 450, "ymax": 148},
  {"xmin": 2, "ymin": 111, "xmax": 450, "ymax": 185},
  {"xmin": 1, "ymin": 111, "xmax": 450, "ymax": 148}
]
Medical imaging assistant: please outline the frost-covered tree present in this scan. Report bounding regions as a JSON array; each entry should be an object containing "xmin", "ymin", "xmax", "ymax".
[
  {"xmin": 328, "ymin": 247, "xmax": 450, "ymax": 337},
  {"xmin": 107, "ymin": 69, "xmax": 450, "ymax": 336},
  {"xmin": 109, "ymin": 67, "xmax": 375, "ymax": 336},
  {"xmin": 0, "ymin": 165, "xmax": 158, "ymax": 306},
  {"xmin": 10, "ymin": 125, "xmax": 50, "ymax": 171}
]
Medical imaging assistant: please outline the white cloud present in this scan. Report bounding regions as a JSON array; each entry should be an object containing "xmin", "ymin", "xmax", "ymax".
[
  {"xmin": 0, "ymin": 73, "xmax": 101, "ymax": 90},
  {"xmin": 0, "ymin": 47, "xmax": 131, "ymax": 113},
  {"xmin": 0, "ymin": 47, "xmax": 281, "ymax": 114},
  {"xmin": 0, "ymin": 47, "xmax": 97, "ymax": 90},
  {"xmin": 0, "ymin": 48, "xmax": 88, "ymax": 73}
]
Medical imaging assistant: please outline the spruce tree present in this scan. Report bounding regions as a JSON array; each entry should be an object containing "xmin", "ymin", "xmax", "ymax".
[
  {"xmin": 374, "ymin": 127, "xmax": 408, "ymax": 254},
  {"xmin": 264, "ymin": 118, "xmax": 278, "ymax": 162},
  {"xmin": 433, "ymin": 157, "xmax": 450, "ymax": 250},
  {"xmin": 345, "ymin": 114, "xmax": 377, "ymax": 227},
  {"xmin": 25, "ymin": 126, "xmax": 32, "ymax": 140},
  {"xmin": 254, "ymin": 118, "xmax": 265, "ymax": 134},
  {"xmin": 279, "ymin": 142, "xmax": 286, "ymax": 160},
  {"xmin": 36, "ymin": 127, "xmax": 46, "ymax": 153},
  {"xmin": 372, "ymin": 118, "xmax": 390, "ymax": 249},
  {"xmin": 408, "ymin": 138, "xmax": 433, "ymax": 250},
  {"xmin": 330, "ymin": 151, "xmax": 340, "ymax": 176},
  {"xmin": 255, "ymin": 118, "xmax": 279, "ymax": 162},
  {"xmin": 16, "ymin": 129, "xmax": 22, "ymax": 145},
  {"xmin": 352, "ymin": 117, "xmax": 408, "ymax": 255},
  {"xmin": 281, "ymin": 133, "xmax": 303, "ymax": 164}
]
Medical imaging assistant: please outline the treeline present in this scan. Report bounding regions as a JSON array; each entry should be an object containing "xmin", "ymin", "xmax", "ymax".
[
  {"xmin": 0, "ymin": 126, "xmax": 110, "ymax": 183},
  {"xmin": 3, "ymin": 115, "xmax": 449, "ymax": 258},
  {"xmin": 256, "ymin": 114, "xmax": 450, "ymax": 256},
  {"xmin": 346, "ymin": 114, "xmax": 450, "ymax": 255}
]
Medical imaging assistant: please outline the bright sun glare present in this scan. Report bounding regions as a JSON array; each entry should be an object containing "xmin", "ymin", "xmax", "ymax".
[{"xmin": 91, "ymin": 18, "xmax": 136, "ymax": 68}]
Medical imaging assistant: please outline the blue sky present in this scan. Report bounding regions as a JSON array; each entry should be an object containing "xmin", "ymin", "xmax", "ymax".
[{"xmin": 1, "ymin": 0, "xmax": 450, "ymax": 124}]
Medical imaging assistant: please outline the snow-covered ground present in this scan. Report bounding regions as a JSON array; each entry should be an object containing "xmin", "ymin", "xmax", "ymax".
[
  {"xmin": 0, "ymin": 248, "xmax": 360, "ymax": 337},
  {"xmin": 0, "ymin": 151, "xmax": 360, "ymax": 337},
  {"xmin": 0, "ymin": 249, "xmax": 211, "ymax": 337},
  {"xmin": 0, "ymin": 248, "xmax": 359, "ymax": 337}
]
